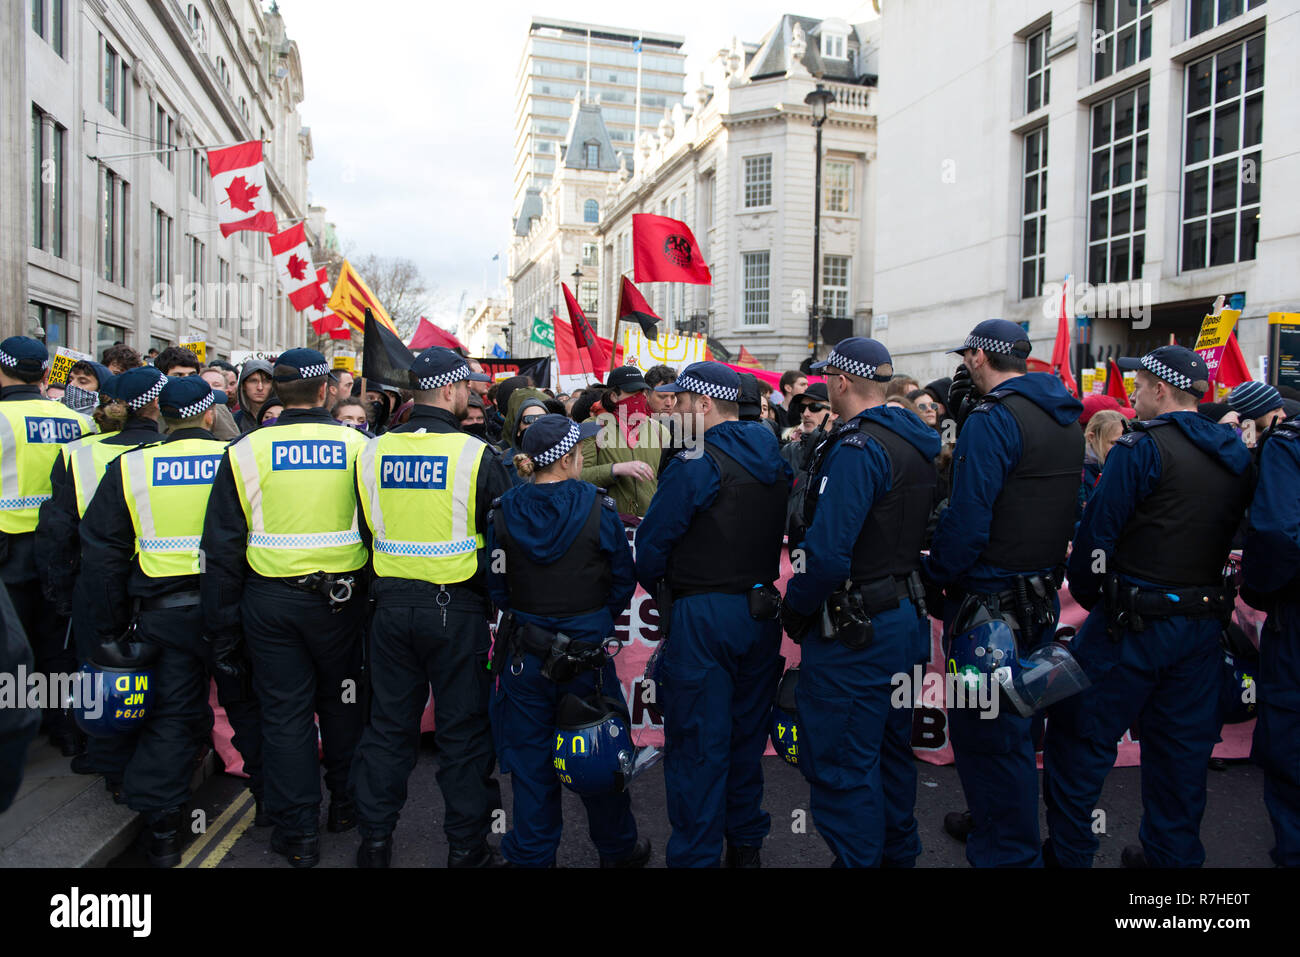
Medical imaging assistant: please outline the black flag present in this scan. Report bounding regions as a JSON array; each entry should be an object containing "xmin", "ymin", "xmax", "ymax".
[{"xmin": 361, "ymin": 308, "xmax": 416, "ymax": 390}]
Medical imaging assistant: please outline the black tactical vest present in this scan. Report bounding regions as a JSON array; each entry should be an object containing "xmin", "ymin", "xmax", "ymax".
[
  {"xmin": 1114, "ymin": 419, "xmax": 1253, "ymax": 586},
  {"xmin": 666, "ymin": 441, "xmax": 788, "ymax": 596},
  {"xmin": 978, "ymin": 391, "xmax": 1085, "ymax": 571},
  {"xmin": 848, "ymin": 420, "xmax": 939, "ymax": 582},
  {"xmin": 494, "ymin": 495, "xmax": 610, "ymax": 616}
]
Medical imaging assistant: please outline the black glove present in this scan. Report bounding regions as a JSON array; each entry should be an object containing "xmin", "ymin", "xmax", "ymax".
[
  {"xmin": 209, "ymin": 631, "xmax": 244, "ymax": 679},
  {"xmin": 948, "ymin": 363, "xmax": 983, "ymax": 433},
  {"xmin": 780, "ymin": 603, "xmax": 818, "ymax": 645}
]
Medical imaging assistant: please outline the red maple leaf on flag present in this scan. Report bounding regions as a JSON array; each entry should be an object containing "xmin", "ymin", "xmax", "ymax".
[
  {"xmin": 287, "ymin": 254, "xmax": 308, "ymax": 281},
  {"xmin": 224, "ymin": 175, "xmax": 261, "ymax": 213}
]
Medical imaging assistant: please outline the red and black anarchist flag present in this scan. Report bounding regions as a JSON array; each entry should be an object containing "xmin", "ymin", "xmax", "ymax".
[
  {"xmin": 617, "ymin": 276, "xmax": 662, "ymax": 341},
  {"xmin": 632, "ymin": 213, "xmax": 712, "ymax": 285},
  {"xmin": 562, "ymin": 283, "xmax": 608, "ymax": 369}
]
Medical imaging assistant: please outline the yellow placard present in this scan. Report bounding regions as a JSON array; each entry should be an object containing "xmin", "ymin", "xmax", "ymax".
[
  {"xmin": 1081, "ymin": 369, "xmax": 1096, "ymax": 394},
  {"xmin": 48, "ymin": 346, "xmax": 92, "ymax": 386},
  {"xmin": 1269, "ymin": 312, "xmax": 1300, "ymax": 325},
  {"xmin": 180, "ymin": 339, "xmax": 207, "ymax": 365},
  {"xmin": 1123, "ymin": 370, "xmax": 1137, "ymax": 397},
  {"xmin": 331, "ymin": 351, "xmax": 356, "ymax": 372},
  {"xmin": 1093, "ymin": 364, "xmax": 1107, "ymax": 394},
  {"xmin": 1193, "ymin": 309, "xmax": 1240, "ymax": 351}
]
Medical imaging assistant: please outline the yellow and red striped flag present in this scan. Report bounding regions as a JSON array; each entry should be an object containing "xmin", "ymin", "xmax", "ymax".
[{"xmin": 327, "ymin": 260, "xmax": 399, "ymax": 337}]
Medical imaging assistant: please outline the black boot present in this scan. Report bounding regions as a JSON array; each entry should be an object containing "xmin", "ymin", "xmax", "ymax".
[
  {"xmin": 600, "ymin": 837, "xmax": 652, "ymax": 868},
  {"xmin": 271, "ymin": 831, "xmax": 320, "ymax": 868},
  {"xmin": 724, "ymin": 842, "xmax": 761, "ymax": 868},
  {"xmin": 50, "ymin": 724, "xmax": 86, "ymax": 758},
  {"xmin": 943, "ymin": 809, "xmax": 975, "ymax": 843},
  {"xmin": 253, "ymin": 795, "xmax": 271, "ymax": 827},
  {"xmin": 146, "ymin": 810, "xmax": 185, "ymax": 868},
  {"xmin": 356, "ymin": 835, "xmax": 393, "ymax": 868},
  {"xmin": 326, "ymin": 793, "xmax": 356, "ymax": 833},
  {"xmin": 447, "ymin": 841, "xmax": 505, "ymax": 868}
]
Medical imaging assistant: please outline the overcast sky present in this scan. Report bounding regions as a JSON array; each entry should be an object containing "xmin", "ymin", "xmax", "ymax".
[{"xmin": 275, "ymin": 1, "xmax": 879, "ymax": 331}]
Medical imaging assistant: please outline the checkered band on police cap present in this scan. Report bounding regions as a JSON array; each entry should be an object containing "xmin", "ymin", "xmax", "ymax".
[
  {"xmin": 127, "ymin": 373, "xmax": 168, "ymax": 411},
  {"xmin": 293, "ymin": 362, "xmax": 330, "ymax": 380},
  {"xmin": 824, "ymin": 347, "xmax": 885, "ymax": 380},
  {"xmin": 532, "ymin": 420, "xmax": 581, "ymax": 468},
  {"xmin": 0, "ymin": 348, "xmax": 49, "ymax": 371},
  {"xmin": 960, "ymin": 334, "xmax": 1019, "ymax": 356},
  {"xmin": 1141, "ymin": 353, "xmax": 1194, "ymax": 392},
  {"xmin": 675, "ymin": 373, "xmax": 739, "ymax": 402},
  {"xmin": 417, "ymin": 364, "xmax": 470, "ymax": 391},
  {"xmin": 172, "ymin": 391, "xmax": 216, "ymax": 419}
]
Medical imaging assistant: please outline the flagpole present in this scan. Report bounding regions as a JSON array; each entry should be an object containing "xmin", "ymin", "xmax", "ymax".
[
  {"xmin": 634, "ymin": 33, "xmax": 643, "ymax": 150},
  {"xmin": 585, "ymin": 29, "xmax": 591, "ymax": 100},
  {"xmin": 609, "ymin": 318, "xmax": 621, "ymax": 375}
]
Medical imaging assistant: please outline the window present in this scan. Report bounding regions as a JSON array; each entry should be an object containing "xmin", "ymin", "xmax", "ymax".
[
  {"xmin": 1181, "ymin": 35, "xmax": 1264, "ymax": 271},
  {"xmin": 32, "ymin": 0, "xmax": 64, "ymax": 56},
  {"xmin": 152, "ymin": 207, "xmax": 173, "ymax": 290},
  {"xmin": 822, "ymin": 255, "xmax": 851, "ymax": 318},
  {"xmin": 238, "ymin": 97, "xmax": 249, "ymax": 124},
  {"xmin": 825, "ymin": 160, "xmax": 853, "ymax": 213},
  {"xmin": 102, "ymin": 39, "xmax": 118, "ymax": 117},
  {"xmin": 744, "ymin": 155, "xmax": 772, "ymax": 208},
  {"xmin": 1189, "ymin": 0, "xmax": 1266, "ymax": 38},
  {"xmin": 218, "ymin": 259, "xmax": 231, "ymax": 329},
  {"xmin": 585, "ymin": 142, "xmax": 600, "ymax": 168},
  {"xmin": 579, "ymin": 281, "xmax": 598, "ymax": 315},
  {"xmin": 29, "ymin": 302, "xmax": 68, "ymax": 351},
  {"xmin": 822, "ymin": 32, "xmax": 847, "ymax": 60},
  {"xmin": 1026, "ymin": 26, "xmax": 1051, "ymax": 112},
  {"xmin": 1090, "ymin": 85, "xmax": 1149, "ymax": 284},
  {"xmin": 155, "ymin": 105, "xmax": 174, "ymax": 171},
  {"xmin": 96, "ymin": 321, "xmax": 125, "ymax": 357},
  {"xmin": 582, "ymin": 243, "xmax": 598, "ymax": 267},
  {"xmin": 583, "ymin": 199, "xmax": 599, "ymax": 223},
  {"xmin": 188, "ymin": 235, "xmax": 206, "ymax": 290},
  {"xmin": 217, "ymin": 56, "xmax": 230, "ymax": 89},
  {"xmin": 742, "ymin": 251, "xmax": 770, "ymax": 326},
  {"xmin": 190, "ymin": 149, "xmax": 207, "ymax": 202},
  {"xmin": 101, "ymin": 167, "xmax": 128, "ymax": 286},
  {"xmin": 1094, "ymin": 1, "xmax": 1153, "ymax": 81},
  {"xmin": 186, "ymin": 4, "xmax": 206, "ymax": 49},
  {"xmin": 1021, "ymin": 127, "xmax": 1049, "ymax": 298},
  {"xmin": 30, "ymin": 109, "xmax": 41, "ymax": 251}
]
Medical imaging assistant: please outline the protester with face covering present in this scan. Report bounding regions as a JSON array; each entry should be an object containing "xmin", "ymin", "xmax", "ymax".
[
  {"xmin": 257, "ymin": 395, "xmax": 285, "ymax": 428},
  {"xmin": 490, "ymin": 376, "xmax": 532, "ymax": 448},
  {"xmin": 502, "ymin": 388, "xmax": 551, "ymax": 486},
  {"xmin": 233, "ymin": 359, "xmax": 274, "ymax": 433},
  {"xmin": 461, "ymin": 394, "xmax": 488, "ymax": 439},
  {"xmin": 576, "ymin": 367, "xmax": 669, "ymax": 519}
]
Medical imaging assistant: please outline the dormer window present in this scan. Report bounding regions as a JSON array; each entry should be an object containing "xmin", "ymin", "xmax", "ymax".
[
  {"xmin": 585, "ymin": 141, "xmax": 600, "ymax": 168},
  {"xmin": 822, "ymin": 32, "xmax": 846, "ymax": 60}
]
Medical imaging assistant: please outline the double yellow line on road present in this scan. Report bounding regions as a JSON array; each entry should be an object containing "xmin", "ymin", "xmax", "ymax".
[{"xmin": 179, "ymin": 790, "xmax": 256, "ymax": 868}]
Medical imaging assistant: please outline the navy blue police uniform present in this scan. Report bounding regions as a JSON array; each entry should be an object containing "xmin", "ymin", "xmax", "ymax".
[
  {"xmin": 923, "ymin": 320, "xmax": 1083, "ymax": 868},
  {"xmin": 1243, "ymin": 415, "xmax": 1300, "ymax": 867},
  {"xmin": 349, "ymin": 349, "xmax": 510, "ymax": 868},
  {"xmin": 1043, "ymin": 347, "xmax": 1253, "ymax": 868},
  {"xmin": 782, "ymin": 339, "xmax": 939, "ymax": 867},
  {"xmin": 634, "ymin": 362, "xmax": 791, "ymax": 867},
  {"xmin": 486, "ymin": 415, "xmax": 646, "ymax": 867}
]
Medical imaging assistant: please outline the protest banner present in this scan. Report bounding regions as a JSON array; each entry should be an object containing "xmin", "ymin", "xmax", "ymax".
[
  {"xmin": 47, "ymin": 346, "xmax": 92, "ymax": 386},
  {"xmin": 179, "ymin": 338, "xmax": 207, "ymax": 365},
  {"xmin": 331, "ymin": 351, "xmax": 356, "ymax": 372}
]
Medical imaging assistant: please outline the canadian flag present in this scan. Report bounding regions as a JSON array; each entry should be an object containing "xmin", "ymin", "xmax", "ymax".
[
  {"xmin": 268, "ymin": 222, "xmax": 322, "ymax": 311},
  {"xmin": 207, "ymin": 140, "xmax": 277, "ymax": 237}
]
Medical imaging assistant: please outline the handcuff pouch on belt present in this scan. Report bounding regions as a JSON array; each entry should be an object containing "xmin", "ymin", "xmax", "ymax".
[
  {"xmin": 289, "ymin": 571, "xmax": 356, "ymax": 613},
  {"xmin": 748, "ymin": 583, "xmax": 782, "ymax": 621},
  {"xmin": 501, "ymin": 613, "xmax": 615, "ymax": 684},
  {"xmin": 1104, "ymin": 573, "xmax": 1235, "ymax": 637}
]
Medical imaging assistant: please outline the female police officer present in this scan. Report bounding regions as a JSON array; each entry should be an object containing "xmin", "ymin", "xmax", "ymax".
[{"xmin": 485, "ymin": 413, "xmax": 650, "ymax": 868}]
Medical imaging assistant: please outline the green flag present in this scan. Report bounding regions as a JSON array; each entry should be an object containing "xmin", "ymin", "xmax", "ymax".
[{"xmin": 529, "ymin": 316, "xmax": 555, "ymax": 349}]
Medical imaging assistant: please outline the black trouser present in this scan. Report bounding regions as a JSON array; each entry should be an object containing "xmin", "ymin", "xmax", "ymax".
[
  {"xmin": 5, "ymin": 578, "xmax": 74, "ymax": 730},
  {"xmin": 349, "ymin": 589, "xmax": 498, "ymax": 850},
  {"xmin": 122, "ymin": 606, "xmax": 211, "ymax": 817},
  {"xmin": 243, "ymin": 579, "xmax": 364, "ymax": 836},
  {"xmin": 211, "ymin": 658, "xmax": 264, "ymax": 799}
]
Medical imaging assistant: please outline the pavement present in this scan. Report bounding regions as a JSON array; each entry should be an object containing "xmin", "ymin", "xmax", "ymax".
[{"xmin": 74, "ymin": 736, "xmax": 1276, "ymax": 869}]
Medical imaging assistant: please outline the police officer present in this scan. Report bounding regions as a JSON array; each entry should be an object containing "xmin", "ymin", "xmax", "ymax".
[
  {"xmin": 202, "ymin": 349, "xmax": 368, "ymax": 868},
  {"xmin": 80, "ymin": 378, "xmax": 235, "ymax": 865},
  {"xmin": 486, "ymin": 413, "xmax": 650, "ymax": 867},
  {"xmin": 350, "ymin": 348, "xmax": 509, "ymax": 868},
  {"xmin": 1243, "ymin": 409, "xmax": 1300, "ymax": 867},
  {"xmin": 0, "ymin": 336, "xmax": 96, "ymax": 753},
  {"xmin": 1042, "ymin": 346, "xmax": 1253, "ymax": 868},
  {"xmin": 634, "ymin": 361, "xmax": 790, "ymax": 867},
  {"xmin": 37, "ymin": 368, "xmax": 164, "ymax": 790},
  {"xmin": 781, "ymin": 339, "xmax": 939, "ymax": 867},
  {"xmin": 923, "ymin": 319, "xmax": 1083, "ymax": 867}
]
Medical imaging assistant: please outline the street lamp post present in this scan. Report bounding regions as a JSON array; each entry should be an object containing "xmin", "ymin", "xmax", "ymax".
[{"xmin": 804, "ymin": 82, "xmax": 835, "ymax": 362}]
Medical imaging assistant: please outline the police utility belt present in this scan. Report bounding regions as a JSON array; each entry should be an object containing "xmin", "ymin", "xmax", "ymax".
[
  {"xmin": 1103, "ymin": 574, "xmax": 1235, "ymax": 635},
  {"xmin": 956, "ymin": 570, "xmax": 1062, "ymax": 637},
  {"xmin": 498, "ymin": 611, "xmax": 615, "ymax": 684},
  {"xmin": 821, "ymin": 571, "xmax": 929, "ymax": 652},
  {"xmin": 281, "ymin": 571, "xmax": 357, "ymax": 612},
  {"xmin": 654, "ymin": 581, "xmax": 782, "ymax": 641}
]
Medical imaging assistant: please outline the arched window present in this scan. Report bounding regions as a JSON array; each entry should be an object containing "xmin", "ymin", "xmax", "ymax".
[{"xmin": 584, "ymin": 199, "xmax": 599, "ymax": 223}]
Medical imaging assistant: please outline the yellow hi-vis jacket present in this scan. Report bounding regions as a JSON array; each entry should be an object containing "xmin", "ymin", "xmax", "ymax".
[
  {"xmin": 119, "ymin": 437, "xmax": 228, "ymax": 578},
  {"xmin": 0, "ymin": 399, "xmax": 95, "ymax": 533}
]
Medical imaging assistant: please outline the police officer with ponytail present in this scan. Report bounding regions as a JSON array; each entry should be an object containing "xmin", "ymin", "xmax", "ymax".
[
  {"xmin": 486, "ymin": 413, "xmax": 650, "ymax": 868},
  {"xmin": 351, "ymin": 348, "xmax": 509, "ymax": 868},
  {"xmin": 202, "ymin": 349, "xmax": 369, "ymax": 868},
  {"xmin": 80, "ymin": 378, "xmax": 235, "ymax": 866}
]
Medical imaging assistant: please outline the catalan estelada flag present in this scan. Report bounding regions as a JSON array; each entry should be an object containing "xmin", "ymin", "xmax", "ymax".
[{"xmin": 327, "ymin": 260, "xmax": 399, "ymax": 337}]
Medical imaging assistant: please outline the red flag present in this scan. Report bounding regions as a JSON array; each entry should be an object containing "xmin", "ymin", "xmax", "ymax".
[
  {"xmin": 268, "ymin": 222, "xmax": 323, "ymax": 311},
  {"xmin": 311, "ymin": 313, "xmax": 344, "ymax": 336},
  {"xmin": 632, "ymin": 214, "xmax": 712, "ymax": 285},
  {"xmin": 1106, "ymin": 359, "xmax": 1131, "ymax": 407},
  {"xmin": 207, "ymin": 140, "xmax": 277, "ymax": 237},
  {"xmin": 617, "ymin": 276, "xmax": 661, "ymax": 341},
  {"xmin": 408, "ymin": 317, "xmax": 465, "ymax": 352},
  {"xmin": 327, "ymin": 326, "xmax": 352, "ymax": 340},
  {"xmin": 1051, "ymin": 279, "xmax": 1078, "ymax": 396},
  {"xmin": 562, "ymin": 283, "xmax": 607, "ymax": 369},
  {"xmin": 737, "ymin": 345, "xmax": 763, "ymax": 369},
  {"xmin": 1216, "ymin": 333, "xmax": 1253, "ymax": 389}
]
